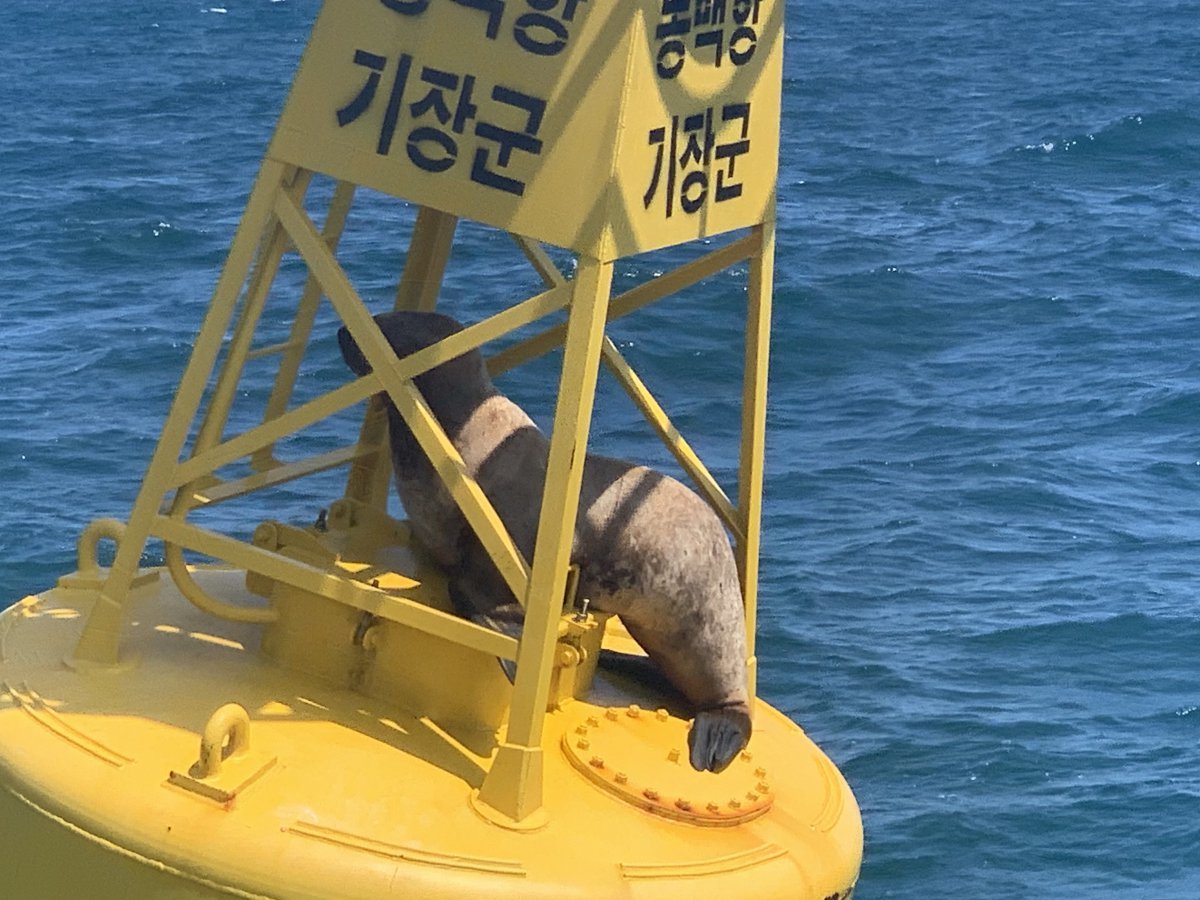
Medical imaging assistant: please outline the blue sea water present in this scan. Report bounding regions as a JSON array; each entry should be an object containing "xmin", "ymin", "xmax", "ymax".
[{"xmin": 3, "ymin": 0, "xmax": 1200, "ymax": 896}]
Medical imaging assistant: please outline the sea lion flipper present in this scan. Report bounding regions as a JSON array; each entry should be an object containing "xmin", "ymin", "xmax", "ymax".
[
  {"xmin": 688, "ymin": 705, "xmax": 752, "ymax": 773},
  {"xmin": 466, "ymin": 607, "xmax": 525, "ymax": 684}
]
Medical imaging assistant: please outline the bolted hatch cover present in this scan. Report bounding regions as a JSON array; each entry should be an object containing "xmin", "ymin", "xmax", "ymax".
[{"xmin": 561, "ymin": 704, "xmax": 774, "ymax": 826}]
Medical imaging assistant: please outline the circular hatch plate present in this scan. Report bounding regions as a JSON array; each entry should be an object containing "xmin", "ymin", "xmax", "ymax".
[{"xmin": 561, "ymin": 704, "xmax": 774, "ymax": 826}]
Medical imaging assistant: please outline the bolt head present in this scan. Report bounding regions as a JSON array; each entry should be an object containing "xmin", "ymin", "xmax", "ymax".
[{"xmin": 557, "ymin": 646, "xmax": 580, "ymax": 666}]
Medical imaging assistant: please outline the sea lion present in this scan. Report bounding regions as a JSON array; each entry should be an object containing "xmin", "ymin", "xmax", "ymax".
[{"xmin": 338, "ymin": 311, "xmax": 751, "ymax": 773}]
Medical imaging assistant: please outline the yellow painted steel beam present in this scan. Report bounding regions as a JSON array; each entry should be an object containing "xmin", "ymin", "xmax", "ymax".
[
  {"xmin": 253, "ymin": 179, "xmax": 358, "ymax": 470},
  {"xmin": 453, "ymin": 283, "xmax": 573, "ymax": 350},
  {"xmin": 245, "ymin": 338, "xmax": 304, "ymax": 361},
  {"xmin": 150, "ymin": 516, "xmax": 519, "ymax": 661},
  {"xmin": 340, "ymin": 267, "xmax": 568, "ymax": 567},
  {"xmin": 347, "ymin": 206, "xmax": 457, "ymax": 509},
  {"xmin": 394, "ymin": 207, "xmax": 459, "ymax": 312},
  {"xmin": 599, "ymin": 338, "xmax": 744, "ymax": 544},
  {"xmin": 511, "ymin": 235, "xmax": 568, "ymax": 289},
  {"xmin": 171, "ymin": 273, "xmax": 574, "ymax": 498},
  {"xmin": 73, "ymin": 158, "xmax": 294, "ymax": 667},
  {"xmin": 279, "ymin": 192, "xmax": 572, "ymax": 364},
  {"xmin": 477, "ymin": 256, "xmax": 613, "ymax": 824},
  {"xmin": 170, "ymin": 379, "xmax": 378, "ymax": 490},
  {"xmin": 486, "ymin": 231, "xmax": 760, "ymax": 377},
  {"xmin": 387, "ymin": 377, "xmax": 533, "ymax": 604},
  {"xmin": 193, "ymin": 168, "xmax": 314, "ymax": 456},
  {"xmin": 345, "ymin": 395, "xmax": 392, "ymax": 509},
  {"xmin": 188, "ymin": 444, "xmax": 377, "ymax": 509},
  {"xmin": 737, "ymin": 219, "xmax": 776, "ymax": 701},
  {"xmin": 273, "ymin": 190, "xmax": 533, "ymax": 606}
]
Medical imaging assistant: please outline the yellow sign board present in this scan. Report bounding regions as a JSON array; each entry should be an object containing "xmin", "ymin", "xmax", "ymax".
[{"xmin": 270, "ymin": 0, "xmax": 782, "ymax": 261}]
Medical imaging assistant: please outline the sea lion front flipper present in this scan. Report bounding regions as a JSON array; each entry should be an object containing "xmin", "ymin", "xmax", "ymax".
[
  {"xmin": 453, "ymin": 578, "xmax": 526, "ymax": 684},
  {"xmin": 688, "ymin": 704, "xmax": 752, "ymax": 773},
  {"xmin": 471, "ymin": 610, "xmax": 523, "ymax": 682}
]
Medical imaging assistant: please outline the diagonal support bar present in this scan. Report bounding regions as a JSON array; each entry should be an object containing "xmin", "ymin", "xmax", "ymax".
[
  {"xmin": 511, "ymin": 235, "xmax": 567, "ymax": 289},
  {"xmin": 486, "ymin": 231, "xmax": 760, "ymax": 377},
  {"xmin": 187, "ymin": 444, "xmax": 377, "ymax": 509},
  {"xmin": 349, "ymin": 205, "xmax": 458, "ymax": 509},
  {"xmin": 254, "ymin": 178, "xmax": 358, "ymax": 470},
  {"xmin": 193, "ymin": 169, "xmax": 315, "ymax": 457},
  {"xmin": 72, "ymin": 158, "xmax": 294, "ymax": 667},
  {"xmin": 170, "ymin": 379, "xmax": 377, "ymax": 490},
  {"xmin": 273, "ymin": 190, "xmax": 534, "ymax": 606},
  {"xmin": 600, "ymin": 338, "xmax": 743, "ymax": 543}
]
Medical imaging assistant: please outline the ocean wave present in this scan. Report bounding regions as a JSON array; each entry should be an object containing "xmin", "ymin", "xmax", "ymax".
[{"xmin": 1010, "ymin": 110, "xmax": 1200, "ymax": 163}]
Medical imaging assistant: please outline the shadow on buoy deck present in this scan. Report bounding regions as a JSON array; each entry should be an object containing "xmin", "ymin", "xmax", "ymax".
[{"xmin": 1, "ymin": 568, "xmax": 861, "ymax": 899}]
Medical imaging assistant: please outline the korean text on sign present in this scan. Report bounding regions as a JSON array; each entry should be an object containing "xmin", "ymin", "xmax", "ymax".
[
  {"xmin": 337, "ymin": 51, "xmax": 546, "ymax": 196},
  {"xmin": 379, "ymin": 0, "xmax": 589, "ymax": 57},
  {"xmin": 643, "ymin": 102, "xmax": 751, "ymax": 218},
  {"xmin": 654, "ymin": 0, "xmax": 762, "ymax": 79}
]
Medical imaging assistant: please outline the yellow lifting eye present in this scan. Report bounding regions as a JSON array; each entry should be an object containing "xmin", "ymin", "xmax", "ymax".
[{"xmin": 168, "ymin": 704, "xmax": 277, "ymax": 804}]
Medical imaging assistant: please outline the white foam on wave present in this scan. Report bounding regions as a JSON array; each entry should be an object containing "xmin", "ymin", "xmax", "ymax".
[{"xmin": 1021, "ymin": 134, "xmax": 1097, "ymax": 154}]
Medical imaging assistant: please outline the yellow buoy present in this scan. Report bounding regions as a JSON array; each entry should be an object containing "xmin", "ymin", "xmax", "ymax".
[{"xmin": 1, "ymin": 2, "xmax": 862, "ymax": 896}]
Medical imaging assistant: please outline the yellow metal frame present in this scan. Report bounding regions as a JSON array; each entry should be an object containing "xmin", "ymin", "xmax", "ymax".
[
  {"xmin": 68, "ymin": 169, "xmax": 773, "ymax": 825},
  {"xmin": 67, "ymin": 1, "xmax": 779, "ymax": 823},
  {"xmin": 68, "ymin": 175, "xmax": 774, "ymax": 823}
]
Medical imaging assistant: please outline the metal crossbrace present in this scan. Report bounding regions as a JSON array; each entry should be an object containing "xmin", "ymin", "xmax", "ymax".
[{"xmin": 73, "ymin": 162, "xmax": 769, "ymax": 728}]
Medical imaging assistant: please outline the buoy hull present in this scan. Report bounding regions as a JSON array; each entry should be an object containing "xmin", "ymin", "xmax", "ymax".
[{"xmin": 1, "ymin": 572, "xmax": 861, "ymax": 899}]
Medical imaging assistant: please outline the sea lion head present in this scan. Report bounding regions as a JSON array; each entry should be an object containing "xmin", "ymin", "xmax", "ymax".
[{"xmin": 337, "ymin": 311, "xmax": 497, "ymax": 431}]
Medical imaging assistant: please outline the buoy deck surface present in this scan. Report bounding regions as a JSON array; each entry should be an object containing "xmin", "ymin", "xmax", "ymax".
[{"xmin": 0, "ymin": 569, "xmax": 860, "ymax": 898}]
